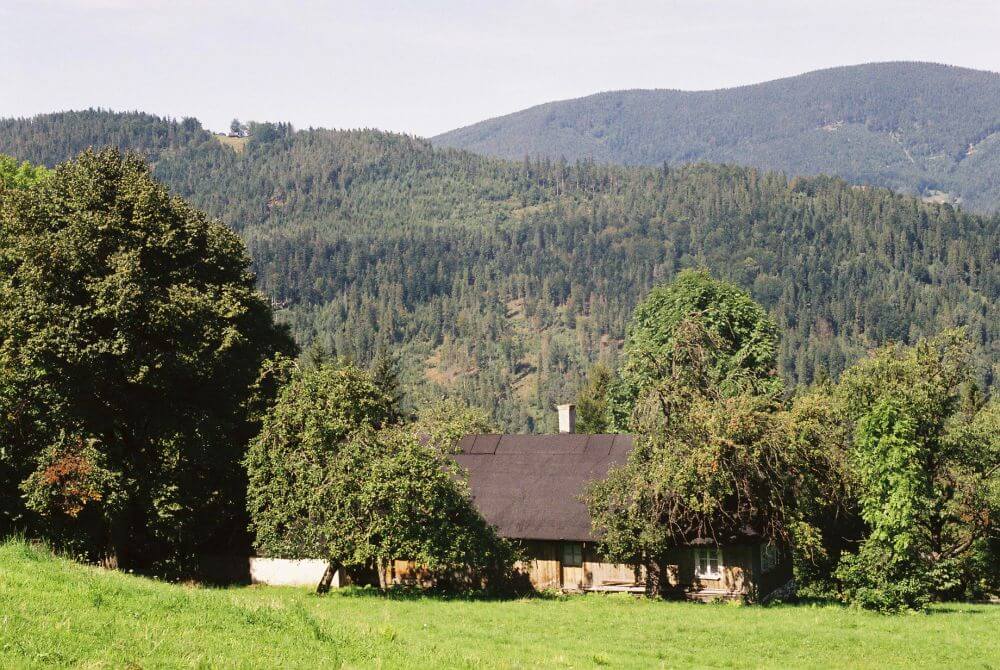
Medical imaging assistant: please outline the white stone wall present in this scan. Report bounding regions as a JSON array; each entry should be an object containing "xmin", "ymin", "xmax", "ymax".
[{"xmin": 248, "ymin": 558, "xmax": 335, "ymax": 588}]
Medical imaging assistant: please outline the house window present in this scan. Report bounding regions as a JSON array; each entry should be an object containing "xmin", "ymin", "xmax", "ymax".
[
  {"xmin": 694, "ymin": 547, "xmax": 722, "ymax": 580},
  {"xmin": 761, "ymin": 543, "xmax": 780, "ymax": 573},
  {"xmin": 562, "ymin": 542, "xmax": 583, "ymax": 568}
]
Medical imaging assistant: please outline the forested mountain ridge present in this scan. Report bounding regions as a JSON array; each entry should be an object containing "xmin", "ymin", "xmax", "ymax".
[
  {"xmin": 0, "ymin": 110, "xmax": 213, "ymax": 165},
  {"xmin": 1, "ymin": 110, "xmax": 997, "ymax": 431},
  {"xmin": 433, "ymin": 62, "xmax": 1000, "ymax": 212}
]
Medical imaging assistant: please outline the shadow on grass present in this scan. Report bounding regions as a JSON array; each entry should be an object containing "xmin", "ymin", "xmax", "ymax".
[
  {"xmin": 324, "ymin": 584, "xmax": 571, "ymax": 603},
  {"xmin": 762, "ymin": 596, "xmax": 995, "ymax": 617},
  {"xmin": 927, "ymin": 606, "xmax": 987, "ymax": 614},
  {"xmin": 769, "ymin": 596, "xmax": 842, "ymax": 608}
]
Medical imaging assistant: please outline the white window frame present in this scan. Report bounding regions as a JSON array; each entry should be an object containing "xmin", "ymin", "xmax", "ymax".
[{"xmin": 693, "ymin": 547, "xmax": 723, "ymax": 580}]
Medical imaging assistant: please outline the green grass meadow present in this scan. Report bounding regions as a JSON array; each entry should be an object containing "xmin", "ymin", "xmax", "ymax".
[{"xmin": 0, "ymin": 540, "xmax": 997, "ymax": 669}]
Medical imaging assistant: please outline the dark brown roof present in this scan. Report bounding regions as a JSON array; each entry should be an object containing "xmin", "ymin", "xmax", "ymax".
[{"xmin": 453, "ymin": 434, "xmax": 634, "ymax": 542}]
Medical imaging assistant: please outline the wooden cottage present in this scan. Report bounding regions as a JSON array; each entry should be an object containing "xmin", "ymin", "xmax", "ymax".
[{"xmin": 444, "ymin": 406, "xmax": 794, "ymax": 602}]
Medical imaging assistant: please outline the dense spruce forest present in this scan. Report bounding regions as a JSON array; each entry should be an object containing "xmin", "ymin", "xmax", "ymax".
[
  {"xmin": 1, "ymin": 109, "xmax": 997, "ymax": 431},
  {"xmin": 435, "ymin": 62, "xmax": 1000, "ymax": 212}
]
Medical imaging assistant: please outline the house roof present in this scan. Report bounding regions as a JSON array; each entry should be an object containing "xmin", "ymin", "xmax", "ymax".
[{"xmin": 453, "ymin": 434, "xmax": 634, "ymax": 542}]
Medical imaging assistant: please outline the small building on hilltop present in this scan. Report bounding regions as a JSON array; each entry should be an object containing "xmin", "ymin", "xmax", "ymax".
[{"xmin": 439, "ymin": 404, "xmax": 794, "ymax": 602}]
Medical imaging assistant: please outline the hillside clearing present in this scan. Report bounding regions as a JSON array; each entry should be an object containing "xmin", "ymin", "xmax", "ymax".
[
  {"xmin": 0, "ymin": 541, "xmax": 997, "ymax": 669},
  {"xmin": 213, "ymin": 133, "xmax": 248, "ymax": 153}
]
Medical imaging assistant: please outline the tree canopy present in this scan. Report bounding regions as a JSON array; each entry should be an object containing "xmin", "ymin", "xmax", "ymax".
[
  {"xmin": 607, "ymin": 269, "xmax": 781, "ymax": 431},
  {"xmin": 0, "ymin": 154, "xmax": 49, "ymax": 189},
  {"xmin": 588, "ymin": 274, "xmax": 998, "ymax": 609},
  {"xmin": 830, "ymin": 332, "xmax": 999, "ymax": 609},
  {"xmin": 245, "ymin": 362, "xmax": 392, "ymax": 559},
  {"xmin": 0, "ymin": 149, "xmax": 294, "ymax": 567},
  {"xmin": 316, "ymin": 427, "xmax": 516, "ymax": 589},
  {"xmin": 245, "ymin": 362, "xmax": 513, "ymax": 589},
  {"xmin": 588, "ymin": 279, "xmax": 799, "ymax": 592}
]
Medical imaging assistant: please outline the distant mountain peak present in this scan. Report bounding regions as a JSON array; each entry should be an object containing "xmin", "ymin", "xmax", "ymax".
[{"xmin": 433, "ymin": 61, "xmax": 1000, "ymax": 212}]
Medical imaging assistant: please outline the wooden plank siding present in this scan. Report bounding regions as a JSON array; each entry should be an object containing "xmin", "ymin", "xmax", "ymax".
[
  {"xmin": 378, "ymin": 541, "xmax": 792, "ymax": 602},
  {"xmin": 513, "ymin": 541, "xmax": 789, "ymax": 601},
  {"xmin": 518, "ymin": 540, "xmax": 561, "ymax": 590},
  {"xmin": 526, "ymin": 541, "xmax": 753, "ymax": 598},
  {"xmin": 580, "ymin": 543, "xmax": 644, "ymax": 591},
  {"xmin": 515, "ymin": 541, "xmax": 643, "ymax": 593},
  {"xmin": 662, "ymin": 545, "xmax": 753, "ymax": 600}
]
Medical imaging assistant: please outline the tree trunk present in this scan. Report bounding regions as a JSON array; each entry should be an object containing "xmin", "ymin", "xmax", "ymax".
[
  {"xmin": 377, "ymin": 559, "xmax": 388, "ymax": 591},
  {"xmin": 100, "ymin": 531, "xmax": 119, "ymax": 570},
  {"xmin": 645, "ymin": 560, "xmax": 666, "ymax": 597},
  {"xmin": 316, "ymin": 560, "xmax": 340, "ymax": 594}
]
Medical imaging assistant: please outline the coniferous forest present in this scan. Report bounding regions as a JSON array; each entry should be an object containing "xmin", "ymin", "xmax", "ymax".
[
  {"xmin": 435, "ymin": 62, "xmax": 1000, "ymax": 212},
  {"xmin": 1, "ymin": 109, "xmax": 997, "ymax": 431}
]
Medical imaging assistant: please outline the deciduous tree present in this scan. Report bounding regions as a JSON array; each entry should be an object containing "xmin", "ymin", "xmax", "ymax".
[
  {"xmin": 589, "ymin": 316, "xmax": 798, "ymax": 594},
  {"xmin": 0, "ymin": 149, "xmax": 294, "ymax": 566},
  {"xmin": 244, "ymin": 362, "xmax": 391, "ymax": 558},
  {"xmin": 317, "ymin": 427, "xmax": 516, "ymax": 590},
  {"xmin": 606, "ymin": 269, "xmax": 781, "ymax": 431},
  {"xmin": 833, "ymin": 331, "xmax": 999, "ymax": 609}
]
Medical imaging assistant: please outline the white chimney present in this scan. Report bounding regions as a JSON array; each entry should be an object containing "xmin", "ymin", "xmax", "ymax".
[{"xmin": 557, "ymin": 404, "xmax": 576, "ymax": 434}]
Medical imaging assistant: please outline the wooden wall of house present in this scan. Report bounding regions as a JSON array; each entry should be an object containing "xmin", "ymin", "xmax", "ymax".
[
  {"xmin": 514, "ymin": 541, "xmax": 642, "ymax": 592},
  {"xmin": 663, "ymin": 544, "xmax": 754, "ymax": 600},
  {"xmin": 580, "ymin": 544, "xmax": 644, "ymax": 591},
  {"xmin": 380, "ymin": 541, "xmax": 790, "ymax": 601},
  {"xmin": 516, "ymin": 540, "xmax": 562, "ymax": 590},
  {"xmin": 515, "ymin": 541, "xmax": 764, "ymax": 597}
]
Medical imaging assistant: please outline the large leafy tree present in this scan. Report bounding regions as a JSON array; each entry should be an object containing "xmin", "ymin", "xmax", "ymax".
[
  {"xmin": 832, "ymin": 331, "xmax": 999, "ymax": 609},
  {"xmin": 246, "ymin": 368, "xmax": 513, "ymax": 590},
  {"xmin": 318, "ymin": 427, "xmax": 516, "ymax": 590},
  {"xmin": 244, "ymin": 362, "xmax": 392, "ymax": 558},
  {"xmin": 588, "ymin": 275, "xmax": 846, "ymax": 595},
  {"xmin": 606, "ymin": 269, "xmax": 781, "ymax": 431},
  {"xmin": 589, "ymin": 313, "xmax": 803, "ymax": 594},
  {"xmin": 0, "ymin": 149, "xmax": 294, "ymax": 567}
]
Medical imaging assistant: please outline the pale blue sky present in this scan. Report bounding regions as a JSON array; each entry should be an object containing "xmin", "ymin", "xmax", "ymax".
[{"xmin": 2, "ymin": 0, "xmax": 999, "ymax": 137}]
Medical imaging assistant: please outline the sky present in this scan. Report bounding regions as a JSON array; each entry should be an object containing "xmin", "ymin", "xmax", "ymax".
[{"xmin": 2, "ymin": 0, "xmax": 999, "ymax": 138}]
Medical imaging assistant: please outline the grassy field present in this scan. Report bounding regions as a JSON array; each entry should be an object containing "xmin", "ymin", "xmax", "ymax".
[{"xmin": 1, "ymin": 541, "xmax": 997, "ymax": 669}]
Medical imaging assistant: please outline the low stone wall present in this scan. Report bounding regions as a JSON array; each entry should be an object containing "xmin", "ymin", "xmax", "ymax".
[{"xmin": 249, "ymin": 557, "xmax": 333, "ymax": 588}]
